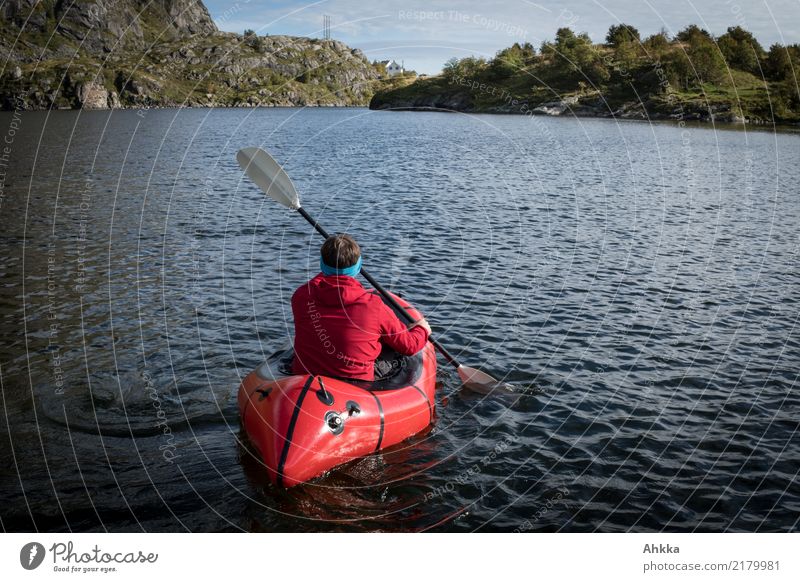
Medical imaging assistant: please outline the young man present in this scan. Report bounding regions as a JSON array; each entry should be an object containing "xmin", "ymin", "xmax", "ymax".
[{"xmin": 291, "ymin": 234, "xmax": 431, "ymax": 381}]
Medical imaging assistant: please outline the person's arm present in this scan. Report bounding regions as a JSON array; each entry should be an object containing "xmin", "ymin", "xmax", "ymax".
[{"xmin": 378, "ymin": 303, "xmax": 430, "ymax": 356}]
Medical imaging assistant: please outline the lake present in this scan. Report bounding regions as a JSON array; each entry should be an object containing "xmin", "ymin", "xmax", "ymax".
[{"xmin": 0, "ymin": 107, "xmax": 798, "ymax": 532}]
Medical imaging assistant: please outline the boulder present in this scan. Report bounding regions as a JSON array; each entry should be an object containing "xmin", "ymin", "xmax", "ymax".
[
  {"xmin": 532, "ymin": 94, "xmax": 581, "ymax": 116},
  {"xmin": 77, "ymin": 82, "xmax": 110, "ymax": 109}
]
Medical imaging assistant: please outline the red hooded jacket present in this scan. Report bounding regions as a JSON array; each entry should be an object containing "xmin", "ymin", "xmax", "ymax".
[{"xmin": 291, "ymin": 274, "xmax": 429, "ymax": 381}]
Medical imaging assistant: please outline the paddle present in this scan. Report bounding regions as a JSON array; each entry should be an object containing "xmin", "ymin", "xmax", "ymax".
[{"xmin": 236, "ymin": 146, "xmax": 510, "ymax": 393}]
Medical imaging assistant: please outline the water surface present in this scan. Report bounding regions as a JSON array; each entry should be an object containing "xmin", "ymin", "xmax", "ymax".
[{"xmin": 0, "ymin": 107, "xmax": 798, "ymax": 532}]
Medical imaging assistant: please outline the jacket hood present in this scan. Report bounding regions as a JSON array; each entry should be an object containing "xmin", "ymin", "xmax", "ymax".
[{"xmin": 308, "ymin": 274, "xmax": 371, "ymax": 307}]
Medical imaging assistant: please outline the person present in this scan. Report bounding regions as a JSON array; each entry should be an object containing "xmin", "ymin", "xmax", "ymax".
[{"xmin": 291, "ymin": 233, "xmax": 431, "ymax": 381}]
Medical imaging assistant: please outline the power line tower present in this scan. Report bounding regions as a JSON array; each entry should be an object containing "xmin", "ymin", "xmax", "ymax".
[{"xmin": 323, "ymin": 15, "xmax": 331, "ymax": 40}]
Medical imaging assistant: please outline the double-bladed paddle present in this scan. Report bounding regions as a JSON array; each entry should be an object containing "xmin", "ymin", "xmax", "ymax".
[{"xmin": 236, "ymin": 146, "xmax": 509, "ymax": 394}]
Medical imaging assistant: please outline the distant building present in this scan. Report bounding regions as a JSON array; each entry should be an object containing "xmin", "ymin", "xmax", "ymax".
[{"xmin": 381, "ymin": 59, "xmax": 405, "ymax": 77}]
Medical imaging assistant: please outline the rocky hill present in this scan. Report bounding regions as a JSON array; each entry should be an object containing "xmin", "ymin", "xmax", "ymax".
[{"xmin": 1, "ymin": 0, "xmax": 382, "ymax": 110}]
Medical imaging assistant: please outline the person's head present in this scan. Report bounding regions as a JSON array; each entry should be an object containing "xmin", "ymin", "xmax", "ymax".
[{"xmin": 320, "ymin": 234, "xmax": 361, "ymax": 276}]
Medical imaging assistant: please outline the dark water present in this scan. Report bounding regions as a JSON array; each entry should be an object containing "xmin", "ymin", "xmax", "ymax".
[{"xmin": 0, "ymin": 107, "xmax": 798, "ymax": 532}]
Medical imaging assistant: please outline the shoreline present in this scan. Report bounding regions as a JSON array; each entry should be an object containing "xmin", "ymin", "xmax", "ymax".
[
  {"xmin": 369, "ymin": 105, "xmax": 800, "ymax": 133},
  {"xmin": 0, "ymin": 102, "xmax": 372, "ymax": 112},
  {"xmin": 3, "ymin": 104, "xmax": 798, "ymax": 134}
]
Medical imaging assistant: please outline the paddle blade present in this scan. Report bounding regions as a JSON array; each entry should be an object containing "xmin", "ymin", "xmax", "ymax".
[
  {"xmin": 457, "ymin": 365, "xmax": 514, "ymax": 394},
  {"xmin": 237, "ymin": 147, "xmax": 301, "ymax": 209}
]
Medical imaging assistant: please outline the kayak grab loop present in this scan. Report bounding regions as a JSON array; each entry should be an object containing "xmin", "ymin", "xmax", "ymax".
[
  {"xmin": 324, "ymin": 401, "xmax": 361, "ymax": 436},
  {"xmin": 316, "ymin": 376, "xmax": 334, "ymax": 405}
]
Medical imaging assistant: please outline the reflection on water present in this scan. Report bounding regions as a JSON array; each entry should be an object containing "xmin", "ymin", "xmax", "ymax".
[{"xmin": 0, "ymin": 108, "xmax": 798, "ymax": 532}]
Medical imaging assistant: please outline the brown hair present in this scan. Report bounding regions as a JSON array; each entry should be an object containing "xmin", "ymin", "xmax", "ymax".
[{"xmin": 321, "ymin": 233, "xmax": 361, "ymax": 269}]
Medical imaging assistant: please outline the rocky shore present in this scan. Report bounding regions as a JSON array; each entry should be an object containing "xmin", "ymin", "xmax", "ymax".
[{"xmin": 369, "ymin": 85, "xmax": 755, "ymax": 124}]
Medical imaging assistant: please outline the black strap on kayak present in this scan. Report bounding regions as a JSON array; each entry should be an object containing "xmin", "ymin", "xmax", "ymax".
[
  {"xmin": 370, "ymin": 393, "xmax": 385, "ymax": 452},
  {"xmin": 276, "ymin": 375, "xmax": 315, "ymax": 488},
  {"xmin": 410, "ymin": 384, "xmax": 433, "ymax": 424}
]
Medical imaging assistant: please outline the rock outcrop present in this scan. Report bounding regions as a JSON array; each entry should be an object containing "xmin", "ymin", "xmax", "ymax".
[
  {"xmin": 0, "ymin": 0, "xmax": 381, "ymax": 110},
  {"xmin": 2, "ymin": 0, "xmax": 217, "ymax": 57}
]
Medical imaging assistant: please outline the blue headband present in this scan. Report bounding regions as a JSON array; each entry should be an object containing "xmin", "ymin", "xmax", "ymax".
[{"xmin": 320, "ymin": 255, "xmax": 362, "ymax": 277}]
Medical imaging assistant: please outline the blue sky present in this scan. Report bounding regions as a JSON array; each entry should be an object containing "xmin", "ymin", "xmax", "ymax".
[{"xmin": 203, "ymin": 0, "xmax": 800, "ymax": 74}]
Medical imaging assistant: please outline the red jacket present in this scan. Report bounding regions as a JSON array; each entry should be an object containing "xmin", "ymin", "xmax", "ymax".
[{"xmin": 291, "ymin": 274, "xmax": 429, "ymax": 381}]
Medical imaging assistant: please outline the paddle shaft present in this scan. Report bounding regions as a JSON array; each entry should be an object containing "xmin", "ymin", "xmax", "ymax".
[{"xmin": 296, "ymin": 206, "xmax": 462, "ymax": 368}]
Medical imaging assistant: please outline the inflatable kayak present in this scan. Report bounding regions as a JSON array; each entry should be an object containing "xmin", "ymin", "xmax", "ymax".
[{"xmin": 237, "ymin": 295, "xmax": 437, "ymax": 487}]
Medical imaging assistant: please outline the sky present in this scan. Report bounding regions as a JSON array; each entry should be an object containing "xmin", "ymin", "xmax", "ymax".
[{"xmin": 203, "ymin": 0, "xmax": 800, "ymax": 74}]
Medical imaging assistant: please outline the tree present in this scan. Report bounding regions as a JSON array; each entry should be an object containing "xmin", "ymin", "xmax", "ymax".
[
  {"xmin": 555, "ymin": 27, "xmax": 577, "ymax": 46},
  {"xmin": 442, "ymin": 56, "xmax": 487, "ymax": 81},
  {"xmin": 663, "ymin": 27, "xmax": 727, "ymax": 86},
  {"xmin": 488, "ymin": 43, "xmax": 531, "ymax": 80},
  {"xmin": 717, "ymin": 26, "xmax": 765, "ymax": 74},
  {"xmin": 676, "ymin": 25, "xmax": 711, "ymax": 44},
  {"xmin": 663, "ymin": 49, "xmax": 692, "ymax": 89},
  {"xmin": 605, "ymin": 25, "xmax": 645, "ymax": 72},
  {"xmin": 540, "ymin": 28, "xmax": 610, "ymax": 85},
  {"xmin": 764, "ymin": 43, "xmax": 790, "ymax": 80},
  {"xmin": 643, "ymin": 30, "xmax": 670, "ymax": 54},
  {"xmin": 520, "ymin": 42, "xmax": 537, "ymax": 60},
  {"xmin": 661, "ymin": 31, "xmax": 726, "ymax": 89},
  {"xmin": 606, "ymin": 24, "xmax": 641, "ymax": 47},
  {"xmin": 614, "ymin": 40, "xmax": 640, "ymax": 71},
  {"xmin": 459, "ymin": 56, "xmax": 488, "ymax": 77},
  {"xmin": 688, "ymin": 36, "xmax": 727, "ymax": 84},
  {"xmin": 442, "ymin": 57, "xmax": 461, "ymax": 81}
]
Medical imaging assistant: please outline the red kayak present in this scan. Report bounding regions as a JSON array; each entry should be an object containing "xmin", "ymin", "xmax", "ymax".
[{"xmin": 237, "ymin": 295, "xmax": 437, "ymax": 487}]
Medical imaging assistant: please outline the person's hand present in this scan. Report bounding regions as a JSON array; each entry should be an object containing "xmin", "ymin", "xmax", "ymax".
[{"xmin": 410, "ymin": 317, "xmax": 432, "ymax": 335}]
